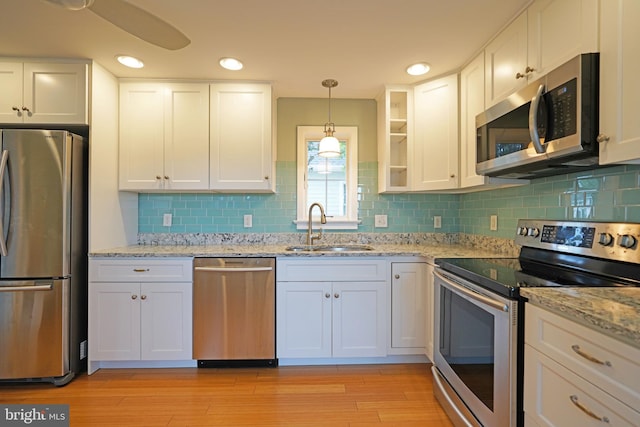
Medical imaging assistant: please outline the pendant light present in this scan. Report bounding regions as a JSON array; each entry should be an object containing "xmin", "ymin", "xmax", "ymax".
[{"xmin": 318, "ymin": 79, "xmax": 340, "ymax": 157}]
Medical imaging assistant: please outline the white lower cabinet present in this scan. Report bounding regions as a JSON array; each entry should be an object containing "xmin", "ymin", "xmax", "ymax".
[
  {"xmin": 276, "ymin": 259, "xmax": 388, "ymax": 360},
  {"xmin": 390, "ymin": 262, "xmax": 426, "ymax": 354},
  {"xmin": 88, "ymin": 258, "xmax": 193, "ymax": 373},
  {"xmin": 524, "ymin": 304, "xmax": 640, "ymax": 426}
]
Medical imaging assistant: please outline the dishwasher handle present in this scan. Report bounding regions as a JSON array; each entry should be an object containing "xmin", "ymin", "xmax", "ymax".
[{"xmin": 195, "ymin": 266, "xmax": 273, "ymax": 273}]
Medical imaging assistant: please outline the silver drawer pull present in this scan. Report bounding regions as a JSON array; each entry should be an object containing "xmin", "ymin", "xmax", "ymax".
[
  {"xmin": 571, "ymin": 345, "xmax": 612, "ymax": 367},
  {"xmin": 133, "ymin": 268, "xmax": 150, "ymax": 273},
  {"xmin": 569, "ymin": 395, "xmax": 610, "ymax": 423}
]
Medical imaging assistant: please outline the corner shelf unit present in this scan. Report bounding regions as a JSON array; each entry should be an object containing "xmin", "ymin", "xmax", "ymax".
[{"xmin": 378, "ymin": 87, "xmax": 412, "ymax": 192}]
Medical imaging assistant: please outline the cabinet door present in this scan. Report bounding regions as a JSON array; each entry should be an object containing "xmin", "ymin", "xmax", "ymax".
[
  {"xmin": 460, "ymin": 53, "xmax": 486, "ymax": 189},
  {"xmin": 332, "ymin": 282, "xmax": 387, "ymax": 358},
  {"xmin": 140, "ymin": 282, "xmax": 193, "ymax": 360},
  {"xmin": 527, "ymin": 0, "xmax": 598, "ymax": 80},
  {"xmin": 276, "ymin": 282, "xmax": 332, "ymax": 358},
  {"xmin": 88, "ymin": 282, "xmax": 141, "ymax": 361},
  {"xmin": 391, "ymin": 263, "xmax": 426, "ymax": 349},
  {"xmin": 485, "ymin": 12, "xmax": 528, "ymax": 107},
  {"xmin": 210, "ymin": 83, "xmax": 273, "ymax": 192},
  {"xmin": 0, "ymin": 62, "xmax": 23, "ymax": 123},
  {"xmin": 599, "ymin": 0, "xmax": 640, "ymax": 165},
  {"xmin": 413, "ymin": 75, "xmax": 459, "ymax": 191},
  {"xmin": 119, "ymin": 83, "xmax": 165, "ymax": 190},
  {"xmin": 23, "ymin": 62, "xmax": 87, "ymax": 124},
  {"xmin": 163, "ymin": 84, "xmax": 210, "ymax": 190}
]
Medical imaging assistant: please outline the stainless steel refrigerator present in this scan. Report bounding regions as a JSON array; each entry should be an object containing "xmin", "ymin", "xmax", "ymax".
[{"xmin": 0, "ymin": 129, "xmax": 88, "ymax": 386}]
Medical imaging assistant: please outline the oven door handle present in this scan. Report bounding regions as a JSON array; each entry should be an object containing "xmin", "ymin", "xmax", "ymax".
[{"xmin": 435, "ymin": 270, "xmax": 509, "ymax": 312}]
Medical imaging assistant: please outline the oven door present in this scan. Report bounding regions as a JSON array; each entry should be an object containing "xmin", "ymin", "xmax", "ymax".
[{"xmin": 433, "ymin": 269, "xmax": 520, "ymax": 427}]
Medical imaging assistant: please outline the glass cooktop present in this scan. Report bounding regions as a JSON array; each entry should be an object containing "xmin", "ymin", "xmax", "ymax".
[{"xmin": 436, "ymin": 256, "xmax": 634, "ymax": 299}]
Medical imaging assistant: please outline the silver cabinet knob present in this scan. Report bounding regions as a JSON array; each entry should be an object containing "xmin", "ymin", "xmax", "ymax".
[
  {"xmin": 131, "ymin": 294, "xmax": 138, "ymax": 300},
  {"xmin": 334, "ymin": 293, "xmax": 340, "ymax": 299},
  {"xmin": 325, "ymin": 293, "xmax": 331, "ymax": 299},
  {"xmin": 141, "ymin": 295, "xmax": 147, "ymax": 300},
  {"xmin": 164, "ymin": 176, "xmax": 169, "ymax": 180},
  {"xmin": 156, "ymin": 175, "xmax": 162, "ymax": 180},
  {"xmin": 394, "ymin": 274, "xmax": 400, "ymax": 279}
]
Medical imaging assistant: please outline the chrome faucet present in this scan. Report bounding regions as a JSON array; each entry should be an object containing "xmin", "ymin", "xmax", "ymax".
[{"xmin": 307, "ymin": 202, "xmax": 327, "ymax": 246}]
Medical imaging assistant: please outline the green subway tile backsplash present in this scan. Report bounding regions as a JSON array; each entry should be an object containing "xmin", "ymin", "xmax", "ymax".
[{"xmin": 138, "ymin": 163, "xmax": 640, "ymax": 237}]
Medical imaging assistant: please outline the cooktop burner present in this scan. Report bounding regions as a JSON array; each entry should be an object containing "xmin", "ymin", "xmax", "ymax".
[{"xmin": 436, "ymin": 219, "xmax": 640, "ymax": 299}]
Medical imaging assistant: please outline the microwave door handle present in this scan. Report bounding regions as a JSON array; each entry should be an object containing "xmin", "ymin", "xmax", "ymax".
[
  {"xmin": 0, "ymin": 150, "xmax": 8, "ymax": 257},
  {"xmin": 529, "ymin": 83, "xmax": 546, "ymax": 154}
]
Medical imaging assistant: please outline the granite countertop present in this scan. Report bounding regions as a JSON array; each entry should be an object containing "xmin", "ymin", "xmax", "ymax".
[
  {"xmin": 89, "ymin": 243, "xmax": 511, "ymax": 264},
  {"xmin": 521, "ymin": 287, "xmax": 640, "ymax": 350}
]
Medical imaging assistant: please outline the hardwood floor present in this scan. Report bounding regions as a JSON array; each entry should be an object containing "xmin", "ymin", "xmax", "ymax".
[{"xmin": 0, "ymin": 363, "xmax": 454, "ymax": 426}]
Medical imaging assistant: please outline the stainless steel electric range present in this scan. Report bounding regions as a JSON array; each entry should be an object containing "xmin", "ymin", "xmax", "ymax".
[{"xmin": 432, "ymin": 219, "xmax": 640, "ymax": 427}]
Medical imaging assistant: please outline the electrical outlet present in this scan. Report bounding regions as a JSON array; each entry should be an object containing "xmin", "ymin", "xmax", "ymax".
[
  {"xmin": 243, "ymin": 214, "xmax": 253, "ymax": 228},
  {"xmin": 490, "ymin": 215, "xmax": 498, "ymax": 231},
  {"xmin": 374, "ymin": 214, "xmax": 388, "ymax": 228},
  {"xmin": 163, "ymin": 213, "xmax": 172, "ymax": 227},
  {"xmin": 434, "ymin": 215, "xmax": 442, "ymax": 229}
]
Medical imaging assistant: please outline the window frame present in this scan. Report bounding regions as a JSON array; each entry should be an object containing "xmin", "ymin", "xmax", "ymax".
[{"xmin": 295, "ymin": 125, "xmax": 359, "ymax": 230}]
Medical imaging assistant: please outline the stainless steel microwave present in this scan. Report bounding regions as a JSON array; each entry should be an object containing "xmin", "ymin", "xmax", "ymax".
[{"xmin": 476, "ymin": 53, "xmax": 599, "ymax": 179}]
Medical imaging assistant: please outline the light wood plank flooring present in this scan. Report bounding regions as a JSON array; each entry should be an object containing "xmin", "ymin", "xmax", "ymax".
[{"xmin": 0, "ymin": 363, "xmax": 454, "ymax": 426}]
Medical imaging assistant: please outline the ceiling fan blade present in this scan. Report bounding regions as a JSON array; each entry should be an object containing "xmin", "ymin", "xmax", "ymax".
[{"xmin": 88, "ymin": 0, "xmax": 190, "ymax": 50}]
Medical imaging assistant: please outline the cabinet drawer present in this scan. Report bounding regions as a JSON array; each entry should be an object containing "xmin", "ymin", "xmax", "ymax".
[
  {"xmin": 90, "ymin": 258, "xmax": 193, "ymax": 282},
  {"xmin": 524, "ymin": 345, "xmax": 639, "ymax": 427},
  {"xmin": 277, "ymin": 258, "xmax": 387, "ymax": 282},
  {"xmin": 525, "ymin": 304, "xmax": 640, "ymax": 410}
]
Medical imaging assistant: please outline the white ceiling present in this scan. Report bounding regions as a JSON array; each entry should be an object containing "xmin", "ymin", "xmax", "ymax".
[{"xmin": 1, "ymin": 0, "xmax": 531, "ymax": 99}]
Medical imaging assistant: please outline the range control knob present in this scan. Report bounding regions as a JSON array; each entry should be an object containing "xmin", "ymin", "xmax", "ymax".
[
  {"xmin": 618, "ymin": 234, "xmax": 637, "ymax": 249},
  {"xmin": 527, "ymin": 227, "xmax": 540, "ymax": 237},
  {"xmin": 517, "ymin": 226, "xmax": 528, "ymax": 236},
  {"xmin": 598, "ymin": 233, "xmax": 614, "ymax": 246}
]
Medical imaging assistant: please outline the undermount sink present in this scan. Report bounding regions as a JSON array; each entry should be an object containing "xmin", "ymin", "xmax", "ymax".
[{"xmin": 285, "ymin": 244, "xmax": 375, "ymax": 252}]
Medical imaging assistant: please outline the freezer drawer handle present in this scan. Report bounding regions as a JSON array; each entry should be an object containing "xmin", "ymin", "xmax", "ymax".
[
  {"xmin": 133, "ymin": 268, "xmax": 150, "ymax": 272},
  {"xmin": 0, "ymin": 149, "xmax": 9, "ymax": 257},
  {"xmin": 195, "ymin": 266, "xmax": 273, "ymax": 273},
  {"xmin": 0, "ymin": 284, "xmax": 54, "ymax": 292}
]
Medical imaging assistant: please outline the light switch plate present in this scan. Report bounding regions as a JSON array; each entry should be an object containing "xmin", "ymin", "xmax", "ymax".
[
  {"xmin": 163, "ymin": 213, "xmax": 172, "ymax": 227},
  {"xmin": 374, "ymin": 214, "xmax": 388, "ymax": 228},
  {"xmin": 490, "ymin": 215, "xmax": 498, "ymax": 231},
  {"xmin": 244, "ymin": 214, "xmax": 253, "ymax": 228}
]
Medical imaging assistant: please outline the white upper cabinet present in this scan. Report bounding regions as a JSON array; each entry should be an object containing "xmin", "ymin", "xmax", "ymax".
[
  {"xmin": 485, "ymin": 0, "xmax": 599, "ymax": 107},
  {"xmin": 0, "ymin": 60, "xmax": 87, "ymax": 124},
  {"xmin": 598, "ymin": 0, "xmax": 640, "ymax": 165},
  {"xmin": 377, "ymin": 86, "xmax": 412, "ymax": 193},
  {"xmin": 209, "ymin": 83, "xmax": 274, "ymax": 192},
  {"xmin": 460, "ymin": 53, "xmax": 488, "ymax": 189},
  {"xmin": 119, "ymin": 82, "xmax": 210, "ymax": 191},
  {"xmin": 527, "ymin": 0, "xmax": 598, "ymax": 79},
  {"xmin": 413, "ymin": 74, "xmax": 459, "ymax": 191},
  {"xmin": 485, "ymin": 13, "xmax": 529, "ymax": 107}
]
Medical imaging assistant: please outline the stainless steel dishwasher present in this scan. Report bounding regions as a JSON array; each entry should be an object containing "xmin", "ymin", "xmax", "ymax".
[{"xmin": 193, "ymin": 257, "xmax": 276, "ymax": 367}]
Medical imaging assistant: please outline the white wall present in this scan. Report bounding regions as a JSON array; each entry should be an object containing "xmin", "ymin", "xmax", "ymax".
[{"xmin": 89, "ymin": 62, "xmax": 137, "ymax": 251}]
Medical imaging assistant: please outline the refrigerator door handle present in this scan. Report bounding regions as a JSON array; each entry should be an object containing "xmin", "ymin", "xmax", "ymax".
[
  {"xmin": 0, "ymin": 284, "xmax": 54, "ymax": 292},
  {"xmin": 0, "ymin": 149, "xmax": 8, "ymax": 257}
]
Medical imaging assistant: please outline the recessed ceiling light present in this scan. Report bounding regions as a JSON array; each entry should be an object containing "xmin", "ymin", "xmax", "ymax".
[
  {"xmin": 116, "ymin": 55, "xmax": 144, "ymax": 69},
  {"xmin": 219, "ymin": 57, "xmax": 243, "ymax": 71},
  {"xmin": 406, "ymin": 62, "xmax": 431, "ymax": 76}
]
